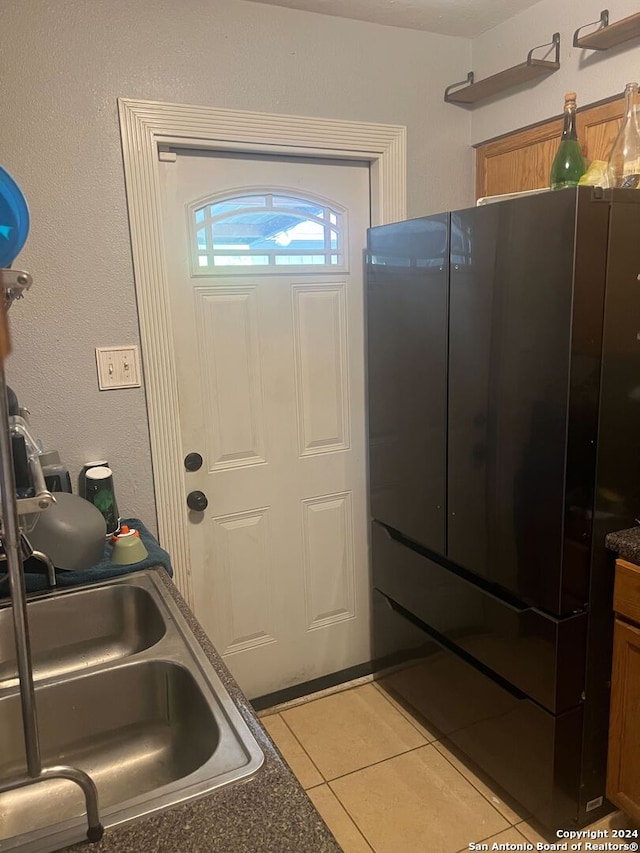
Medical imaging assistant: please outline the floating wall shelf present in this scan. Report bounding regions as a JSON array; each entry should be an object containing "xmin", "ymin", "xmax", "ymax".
[
  {"xmin": 573, "ymin": 10, "xmax": 640, "ymax": 51},
  {"xmin": 444, "ymin": 33, "xmax": 560, "ymax": 106}
]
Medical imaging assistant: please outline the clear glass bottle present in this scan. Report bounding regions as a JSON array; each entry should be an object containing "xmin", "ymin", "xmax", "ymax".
[
  {"xmin": 550, "ymin": 92, "xmax": 586, "ymax": 190},
  {"xmin": 607, "ymin": 82, "xmax": 640, "ymax": 188}
]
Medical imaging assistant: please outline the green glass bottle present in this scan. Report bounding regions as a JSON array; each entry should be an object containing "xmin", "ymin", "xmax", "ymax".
[{"xmin": 550, "ymin": 92, "xmax": 586, "ymax": 190}]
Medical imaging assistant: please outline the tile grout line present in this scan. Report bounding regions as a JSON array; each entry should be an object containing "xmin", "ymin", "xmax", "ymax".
[
  {"xmin": 308, "ymin": 780, "xmax": 376, "ymax": 853},
  {"xmin": 307, "ymin": 780, "xmax": 375, "ymax": 852},
  {"xmin": 273, "ymin": 686, "xmax": 431, "ymax": 853},
  {"xmin": 371, "ymin": 681, "xmax": 442, "ymax": 742},
  {"xmin": 325, "ymin": 741, "xmax": 431, "ymax": 785},
  {"xmin": 275, "ymin": 688, "xmax": 512, "ymax": 853},
  {"xmin": 431, "ymin": 740, "xmax": 525, "ymax": 827},
  {"xmin": 278, "ymin": 690, "xmax": 376, "ymax": 853},
  {"xmin": 454, "ymin": 824, "xmax": 529, "ymax": 853},
  {"xmin": 268, "ymin": 710, "xmax": 374, "ymax": 851},
  {"xmin": 329, "ymin": 790, "xmax": 377, "ymax": 853},
  {"xmin": 278, "ymin": 682, "xmax": 430, "ymax": 784},
  {"xmin": 325, "ymin": 778, "xmax": 377, "ymax": 853},
  {"xmin": 277, "ymin": 711, "xmax": 327, "ymax": 786},
  {"xmin": 304, "ymin": 765, "xmax": 376, "ymax": 853},
  {"xmin": 325, "ymin": 740, "xmax": 509, "ymax": 843}
]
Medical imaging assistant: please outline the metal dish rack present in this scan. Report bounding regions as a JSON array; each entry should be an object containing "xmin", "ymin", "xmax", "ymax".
[{"xmin": 0, "ymin": 268, "xmax": 103, "ymax": 844}]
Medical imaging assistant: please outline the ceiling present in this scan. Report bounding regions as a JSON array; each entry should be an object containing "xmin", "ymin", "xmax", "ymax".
[{"xmin": 243, "ymin": 0, "xmax": 544, "ymax": 37}]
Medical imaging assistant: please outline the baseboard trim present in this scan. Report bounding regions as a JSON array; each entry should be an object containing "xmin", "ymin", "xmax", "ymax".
[{"xmin": 251, "ymin": 661, "xmax": 377, "ymax": 713}]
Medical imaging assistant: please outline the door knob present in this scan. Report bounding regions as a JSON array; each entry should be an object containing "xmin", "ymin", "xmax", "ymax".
[
  {"xmin": 187, "ymin": 490, "xmax": 208, "ymax": 512},
  {"xmin": 184, "ymin": 452, "xmax": 203, "ymax": 472}
]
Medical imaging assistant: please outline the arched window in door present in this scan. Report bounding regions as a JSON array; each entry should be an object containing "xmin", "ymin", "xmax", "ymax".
[{"xmin": 190, "ymin": 191, "xmax": 346, "ymax": 273}]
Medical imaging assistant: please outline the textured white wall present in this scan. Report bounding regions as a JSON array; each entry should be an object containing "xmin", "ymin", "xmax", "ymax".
[
  {"xmin": 471, "ymin": 0, "xmax": 640, "ymax": 144},
  {"xmin": 1, "ymin": 0, "xmax": 472, "ymax": 534}
]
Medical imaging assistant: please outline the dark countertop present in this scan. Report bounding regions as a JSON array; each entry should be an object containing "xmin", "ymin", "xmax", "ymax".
[
  {"xmin": 66, "ymin": 567, "xmax": 340, "ymax": 853},
  {"xmin": 606, "ymin": 527, "xmax": 640, "ymax": 565}
]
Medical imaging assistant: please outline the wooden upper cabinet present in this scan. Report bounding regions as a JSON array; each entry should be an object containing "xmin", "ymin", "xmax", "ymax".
[{"xmin": 475, "ymin": 96, "xmax": 624, "ymax": 200}]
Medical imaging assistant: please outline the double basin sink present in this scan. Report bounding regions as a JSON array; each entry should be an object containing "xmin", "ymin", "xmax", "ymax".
[{"xmin": 0, "ymin": 571, "xmax": 264, "ymax": 852}]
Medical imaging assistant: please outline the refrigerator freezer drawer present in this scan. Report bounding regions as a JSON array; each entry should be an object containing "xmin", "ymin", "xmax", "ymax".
[
  {"xmin": 373, "ymin": 589, "xmax": 583, "ymax": 829},
  {"xmin": 372, "ymin": 521, "xmax": 586, "ymax": 714}
]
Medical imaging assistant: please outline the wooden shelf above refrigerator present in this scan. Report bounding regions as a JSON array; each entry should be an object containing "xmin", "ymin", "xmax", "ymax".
[
  {"xmin": 573, "ymin": 10, "xmax": 640, "ymax": 51},
  {"xmin": 444, "ymin": 33, "xmax": 560, "ymax": 106}
]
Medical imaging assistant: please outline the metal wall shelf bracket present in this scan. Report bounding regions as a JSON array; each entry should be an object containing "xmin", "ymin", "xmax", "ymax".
[
  {"xmin": 573, "ymin": 10, "xmax": 640, "ymax": 51},
  {"xmin": 444, "ymin": 72, "xmax": 475, "ymax": 103},
  {"xmin": 444, "ymin": 33, "xmax": 560, "ymax": 106}
]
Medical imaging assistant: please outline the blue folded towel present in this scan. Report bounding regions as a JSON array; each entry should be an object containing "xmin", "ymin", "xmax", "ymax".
[{"xmin": 0, "ymin": 518, "xmax": 173, "ymax": 598}]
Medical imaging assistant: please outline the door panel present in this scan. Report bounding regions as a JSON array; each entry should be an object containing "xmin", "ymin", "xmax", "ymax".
[
  {"xmin": 448, "ymin": 192, "xmax": 576, "ymax": 611},
  {"xmin": 302, "ymin": 492, "xmax": 355, "ymax": 629},
  {"xmin": 212, "ymin": 507, "xmax": 275, "ymax": 655},
  {"xmin": 195, "ymin": 287, "xmax": 267, "ymax": 469},
  {"xmin": 160, "ymin": 151, "xmax": 371, "ymax": 698},
  {"xmin": 366, "ymin": 215, "xmax": 449, "ymax": 555},
  {"xmin": 292, "ymin": 283, "xmax": 349, "ymax": 455}
]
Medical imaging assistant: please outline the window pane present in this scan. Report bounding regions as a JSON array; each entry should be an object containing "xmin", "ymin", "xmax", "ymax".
[
  {"xmin": 192, "ymin": 193, "xmax": 345, "ymax": 272},
  {"xmin": 213, "ymin": 255, "xmax": 270, "ymax": 266},
  {"xmin": 271, "ymin": 196, "xmax": 324, "ymax": 217},
  {"xmin": 209, "ymin": 196, "xmax": 266, "ymax": 217},
  {"xmin": 276, "ymin": 219, "xmax": 324, "ymax": 246},
  {"xmin": 275, "ymin": 254, "xmax": 327, "ymax": 265},
  {"xmin": 212, "ymin": 213, "xmax": 301, "ymax": 247},
  {"xmin": 211, "ymin": 214, "xmax": 327, "ymax": 251}
]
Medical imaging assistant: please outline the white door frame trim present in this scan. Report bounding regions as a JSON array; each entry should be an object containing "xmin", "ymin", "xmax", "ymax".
[{"xmin": 117, "ymin": 97, "xmax": 407, "ymax": 605}]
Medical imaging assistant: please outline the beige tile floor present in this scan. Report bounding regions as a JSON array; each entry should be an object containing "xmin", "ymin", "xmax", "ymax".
[{"xmin": 260, "ymin": 680, "xmax": 637, "ymax": 853}]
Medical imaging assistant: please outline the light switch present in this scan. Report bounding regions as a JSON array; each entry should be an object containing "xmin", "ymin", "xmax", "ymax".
[{"xmin": 96, "ymin": 345, "xmax": 142, "ymax": 390}]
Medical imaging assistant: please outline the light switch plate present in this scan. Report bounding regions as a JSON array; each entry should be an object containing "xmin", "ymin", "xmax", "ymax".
[{"xmin": 96, "ymin": 345, "xmax": 142, "ymax": 390}]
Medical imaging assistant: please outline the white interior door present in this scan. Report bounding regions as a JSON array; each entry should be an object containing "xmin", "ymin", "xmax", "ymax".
[{"xmin": 160, "ymin": 150, "xmax": 371, "ymax": 698}]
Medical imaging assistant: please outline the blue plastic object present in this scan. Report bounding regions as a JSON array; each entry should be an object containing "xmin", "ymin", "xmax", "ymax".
[{"xmin": 0, "ymin": 166, "xmax": 29, "ymax": 268}]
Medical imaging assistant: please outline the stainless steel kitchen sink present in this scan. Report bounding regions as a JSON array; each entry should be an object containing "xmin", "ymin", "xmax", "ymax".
[
  {"xmin": 0, "ymin": 571, "xmax": 264, "ymax": 853},
  {"xmin": 0, "ymin": 584, "xmax": 166, "ymax": 688}
]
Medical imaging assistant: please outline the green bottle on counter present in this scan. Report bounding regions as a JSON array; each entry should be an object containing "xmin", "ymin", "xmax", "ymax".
[{"xmin": 550, "ymin": 92, "xmax": 586, "ymax": 190}]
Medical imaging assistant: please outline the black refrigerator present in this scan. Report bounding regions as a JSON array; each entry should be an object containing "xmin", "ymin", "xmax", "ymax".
[{"xmin": 366, "ymin": 187, "xmax": 640, "ymax": 829}]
